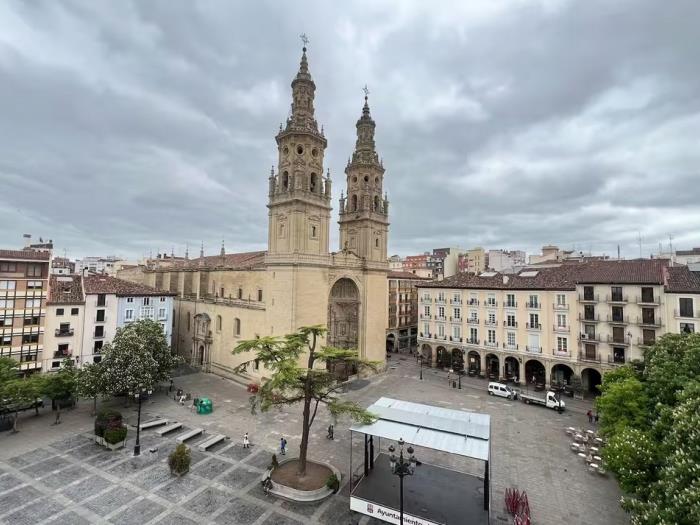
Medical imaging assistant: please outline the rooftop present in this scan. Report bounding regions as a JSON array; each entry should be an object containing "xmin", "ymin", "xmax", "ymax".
[
  {"xmin": 387, "ymin": 270, "xmax": 432, "ymax": 280},
  {"xmin": 83, "ymin": 275, "xmax": 175, "ymax": 297},
  {"xmin": 153, "ymin": 250, "xmax": 266, "ymax": 271},
  {"xmin": 665, "ymin": 266, "xmax": 700, "ymax": 293},
  {"xmin": 47, "ymin": 275, "xmax": 84, "ymax": 305},
  {"xmin": 677, "ymin": 247, "xmax": 700, "ymax": 256},
  {"xmin": 0, "ymin": 249, "xmax": 51, "ymax": 261}
]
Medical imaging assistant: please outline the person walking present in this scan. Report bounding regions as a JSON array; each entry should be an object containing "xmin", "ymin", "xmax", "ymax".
[
  {"xmin": 280, "ymin": 437, "xmax": 287, "ymax": 455},
  {"xmin": 327, "ymin": 424, "xmax": 334, "ymax": 440},
  {"xmin": 243, "ymin": 433, "xmax": 250, "ymax": 448},
  {"xmin": 587, "ymin": 410, "xmax": 593, "ymax": 423},
  {"xmin": 594, "ymin": 412, "xmax": 599, "ymax": 424}
]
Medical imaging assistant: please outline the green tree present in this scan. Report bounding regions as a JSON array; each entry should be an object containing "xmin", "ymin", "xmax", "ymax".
[
  {"xmin": 100, "ymin": 319, "xmax": 181, "ymax": 395},
  {"xmin": 1, "ymin": 374, "xmax": 44, "ymax": 432},
  {"xmin": 233, "ymin": 325, "xmax": 377, "ymax": 477},
  {"xmin": 0, "ymin": 357, "xmax": 19, "ymax": 385},
  {"xmin": 76, "ymin": 362, "xmax": 104, "ymax": 416},
  {"xmin": 42, "ymin": 359, "xmax": 77, "ymax": 425},
  {"xmin": 596, "ymin": 366, "xmax": 649, "ymax": 436}
]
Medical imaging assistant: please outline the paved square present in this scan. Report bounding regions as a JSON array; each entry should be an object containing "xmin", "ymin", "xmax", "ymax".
[{"xmin": 0, "ymin": 360, "xmax": 627, "ymax": 524}]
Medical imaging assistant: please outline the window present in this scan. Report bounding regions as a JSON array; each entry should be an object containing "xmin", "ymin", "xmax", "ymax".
[
  {"xmin": 506, "ymin": 314, "xmax": 516, "ymax": 327},
  {"xmin": 238, "ymin": 288, "xmax": 243, "ymax": 299},
  {"xmin": 556, "ymin": 294, "xmax": 566, "ymax": 306},
  {"xmin": 679, "ymin": 298, "xmax": 694, "ymax": 318},
  {"xmin": 125, "ymin": 309, "xmax": 134, "ymax": 321},
  {"xmin": 438, "ymin": 306, "xmax": 445, "ymax": 318},
  {"xmin": 557, "ymin": 314, "xmax": 567, "ymax": 328},
  {"xmin": 423, "ymin": 322, "xmax": 429, "ymax": 335},
  {"xmin": 0, "ymin": 281, "xmax": 16, "ymax": 290},
  {"xmin": 612, "ymin": 347, "xmax": 625, "ymax": 363},
  {"xmin": 506, "ymin": 294, "xmax": 516, "ymax": 307},
  {"xmin": 611, "ymin": 286, "xmax": 623, "ymax": 301},
  {"xmin": 0, "ymin": 317, "xmax": 10, "ymax": 327},
  {"xmin": 583, "ymin": 286, "xmax": 595, "ymax": 301},
  {"xmin": 126, "ymin": 297, "xmax": 134, "ymax": 303},
  {"xmin": 25, "ymin": 299, "xmax": 41, "ymax": 308},
  {"xmin": 220, "ymin": 287, "xmax": 224, "ymax": 298},
  {"xmin": 424, "ymin": 305, "xmax": 430, "ymax": 317},
  {"xmin": 234, "ymin": 318, "xmax": 241, "ymax": 336},
  {"xmin": 584, "ymin": 304, "xmax": 595, "ymax": 321},
  {"xmin": 22, "ymin": 333, "xmax": 39, "ymax": 344},
  {"xmin": 641, "ymin": 307, "xmax": 655, "ymax": 325},
  {"xmin": 216, "ymin": 315, "xmax": 222, "ymax": 332},
  {"xmin": 142, "ymin": 297, "xmax": 150, "ymax": 306},
  {"xmin": 0, "ymin": 299, "xmax": 15, "ymax": 309},
  {"xmin": 57, "ymin": 343, "xmax": 69, "ymax": 357},
  {"xmin": 529, "ymin": 313, "xmax": 539, "ymax": 328},
  {"xmin": 453, "ymin": 308, "xmax": 461, "ymax": 320},
  {"xmin": 56, "ymin": 307, "xmax": 64, "ymax": 316},
  {"xmin": 438, "ymin": 292, "xmax": 445, "ymax": 302},
  {"xmin": 26, "ymin": 264, "xmax": 42, "ymax": 277},
  {"xmin": 71, "ymin": 307, "xmax": 79, "ymax": 316},
  {"xmin": 612, "ymin": 326, "xmax": 626, "ymax": 343},
  {"xmin": 97, "ymin": 294, "xmax": 106, "ymax": 306},
  {"xmin": 438, "ymin": 324, "xmax": 445, "ymax": 337},
  {"xmin": 557, "ymin": 337, "xmax": 568, "ymax": 352},
  {"xmin": 470, "ymin": 310, "xmax": 478, "ymax": 321},
  {"xmin": 1, "ymin": 335, "xmax": 11, "ymax": 346},
  {"xmin": 141, "ymin": 306, "xmax": 154, "ymax": 319},
  {"xmin": 96, "ymin": 309, "xmax": 105, "ymax": 322},
  {"xmin": 584, "ymin": 324, "xmax": 596, "ymax": 339},
  {"xmin": 311, "ymin": 225, "xmax": 317, "ymax": 238},
  {"xmin": 642, "ymin": 329, "xmax": 656, "ymax": 345},
  {"xmin": 158, "ymin": 308, "xmax": 166, "ymax": 320},
  {"xmin": 470, "ymin": 327, "xmax": 478, "ymax": 342},
  {"xmin": 486, "ymin": 294, "xmax": 496, "ymax": 306},
  {"xmin": 160, "ymin": 296, "xmax": 166, "ymax": 302},
  {"xmin": 27, "ymin": 280, "xmax": 42, "ymax": 289},
  {"xmin": 453, "ymin": 325, "xmax": 461, "ymax": 339},
  {"xmin": 0, "ymin": 262, "xmax": 17, "ymax": 272},
  {"xmin": 680, "ymin": 322, "xmax": 695, "ymax": 334},
  {"xmin": 23, "ymin": 316, "xmax": 39, "ymax": 326},
  {"xmin": 528, "ymin": 295, "xmax": 539, "ymax": 308},
  {"xmin": 487, "ymin": 329, "xmax": 496, "ymax": 344},
  {"xmin": 507, "ymin": 332, "xmax": 516, "ymax": 346},
  {"xmin": 94, "ymin": 326, "xmax": 104, "ymax": 338},
  {"xmin": 469, "ymin": 294, "xmax": 478, "ymax": 305},
  {"xmin": 488, "ymin": 312, "xmax": 496, "ymax": 325},
  {"xmin": 258, "ymin": 289, "xmax": 263, "ymax": 302},
  {"xmin": 641, "ymin": 287, "xmax": 654, "ymax": 303},
  {"xmin": 611, "ymin": 305, "xmax": 624, "ymax": 322},
  {"xmin": 94, "ymin": 340, "xmax": 103, "ymax": 353}
]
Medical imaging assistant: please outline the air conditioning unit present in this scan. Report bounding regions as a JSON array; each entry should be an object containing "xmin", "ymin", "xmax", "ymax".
[{"xmin": 580, "ymin": 333, "xmax": 587, "ymax": 340}]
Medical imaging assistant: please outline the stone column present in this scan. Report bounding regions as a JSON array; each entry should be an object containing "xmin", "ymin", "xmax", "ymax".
[
  {"xmin": 431, "ymin": 345, "xmax": 437, "ymax": 368},
  {"xmin": 519, "ymin": 359, "xmax": 525, "ymax": 382},
  {"xmin": 545, "ymin": 361, "xmax": 552, "ymax": 388}
]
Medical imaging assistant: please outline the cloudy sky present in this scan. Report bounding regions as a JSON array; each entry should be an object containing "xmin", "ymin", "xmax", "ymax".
[{"xmin": 2, "ymin": 0, "xmax": 699, "ymax": 261}]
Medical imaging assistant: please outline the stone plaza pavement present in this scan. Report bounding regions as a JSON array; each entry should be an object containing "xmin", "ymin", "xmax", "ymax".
[{"xmin": 0, "ymin": 356, "xmax": 628, "ymax": 524}]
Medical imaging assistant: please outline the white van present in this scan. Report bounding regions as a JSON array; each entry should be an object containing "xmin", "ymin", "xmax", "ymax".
[{"xmin": 488, "ymin": 382, "xmax": 518, "ymax": 400}]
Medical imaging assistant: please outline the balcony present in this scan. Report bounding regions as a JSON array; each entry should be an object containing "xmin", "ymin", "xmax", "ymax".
[
  {"xmin": 578, "ymin": 293, "xmax": 599, "ymax": 303},
  {"xmin": 435, "ymin": 315, "xmax": 446, "ymax": 322},
  {"xmin": 55, "ymin": 328, "xmax": 74, "ymax": 337},
  {"xmin": 484, "ymin": 341, "xmax": 498, "ymax": 348},
  {"xmin": 504, "ymin": 301, "xmax": 517, "ymax": 308},
  {"xmin": 485, "ymin": 301, "xmax": 498, "ymax": 308},
  {"xmin": 525, "ymin": 345, "xmax": 542, "ymax": 354},
  {"xmin": 419, "ymin": 314, "xmax": 430, "ymax": 320},
  {"xmin": 553, "ymin": 303, "xmax": 569, "ymax": 311},
  {"xmin": 465, "ymin": 338, "xmax": 480, "ymax": 346},
  {"xmin": 553, "ymin": 324, "xmax": 570, "ymax": 332},
  {"xmin": 607, "ymin": 315, "xmax": 629, "ymax": 325},
  {"xmin": 606, "ymin": 294, "xmax": 628, "ymax": 304},
  {"xmin": 578, "ymin": 313, "xmax": 600, "ymax": 322},
  {"xmin": 635, "ymin": 295, "xmax": 660, "ymax": 306},
  {"xmin": 449, "ymin": 316, "xmax": 462, "ymax": 323},
  {"xmin": 450, "ymin": 299, "xmax": 462, "ymax": 305},
  {"xmin": 637, "ymin": 337, "xmax": 656, "ymax": 348},
  {"xmin": 502, "ymin": 342, "xmax": 518, "ymax": 351},
  {"xmin": 526, "ymin": 323, "xmax": 541, "ymax": 330},
  {"xmin": 418, "ymin": 332, "xmax": 432, "ymax": 339},
  {"xmin": 674, "ymin": 309, "xmax": 700, "ymax": 319},
  {"xmin": 637, "ymin": 316, "xmax": 662, "ymax": 328},
  {"xmin": 552, "ymin": 348, "xmax": 571, "ymax": 358},
  {"xmin": 53, "ymin": 350, "xmax": 71, "ymax": 359},
  {"xmin": 608, "ymin": 355, "xmax": 627, "ymax": 365},
  {"xmin": 467, "ymin": 299, "xmax": 479, "ymax": 306},
  {"xmin": 435, "ymin": 298, "xmax": 446, "ymax": 305},
  {"xmin": 526, "ymin": 301, "xmax": 540, "ymax": 309},
  {"xmin": 449, "ymin": 336, "xmax": 463, "ymax": 343},
  {"xmin": 503, "ymin": 321, "xmax": 518, "ymax": 328},
  {"xmin": 466, "ymin": 318, "xmax": 480, "ymax": 325},
  {"xmin": 579, "ymin": 333, "xmax": 601, "ymax": 343},
  {"xmin": 420, "ymin": 297, "xmax": 433, "ymax": 304},
  {"xmin": 436, "ymin": 334, "xmax": 447, "ymax": 341},
  {"xmin": 484, "ymin": 319, "xmax": 497, "ymax": 327},
  {"xmin": 578, "ymin": 351, "xmax": 601, "ymax": 363},
  {"xmin": 606, "ymin": 335, "xmax": 631, "ymax": 346}
]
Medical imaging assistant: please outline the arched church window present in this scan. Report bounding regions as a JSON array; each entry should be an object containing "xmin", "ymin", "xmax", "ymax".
[
  {"xmin": 312, "ymin": 148, "xmax": 318, "ymax": 158},
  {"xmin": 216, "ymin": 315, "xmax": 222, "ymax": 332},
  {"xmin": 296, "ymin": 145, "xmax": 304, "ymax": 155},
  {"xmin": 376, "ymin": 238, "xmax": 380, "ymax": 248},
  {"xmin": 234, "ymin": 318, "xmax": 241, "ymax": 336},
  {"xmin": 351, "ymin": 194, "xmax": 358, "ymax": 211},
  {"xmin": 282, "ymin": 172, "xmax": 289, "ymax": 190},
  {"xmin": 364, "ymin": 175, "xmax": 369, "ymax": 183},
  {"xmin": 375, "ymin": 176, "xmax": 379, "ymax": 185},
  {"xmin": 310, "ymin": 173, "xmax": 317, "ymax": 192}
]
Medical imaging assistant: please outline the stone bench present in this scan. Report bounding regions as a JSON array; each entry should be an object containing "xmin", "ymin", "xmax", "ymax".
[
  {"xmin": 176, "ymin": 428, "xmax": 204, "ymax": 443},
  {"xmin": 197, "ymin": 434, "xmax": 226, "ymax": 451},
  {"xmin": 139, "ymin": 419, "xmax": 168, "ymax": 431},
  {"xmin": 156, "ymin": 422, "xmax": 183, "ymax": 436}
]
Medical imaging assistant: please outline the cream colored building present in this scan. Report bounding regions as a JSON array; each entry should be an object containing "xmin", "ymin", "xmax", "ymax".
[
  {"xmin": 456, "ymin": 247, "xmax": 487, "ymax": 275},
  {"xmin": 44, "ymin": 275, "xmax": 85, "ymax": 371},
  {"xmin": 417, "ymin": 260, "xmax": 700, "ymax": 394},
  {"xmin": 118, "ymin": 44, "xmax": 389, "ymax": 382}
]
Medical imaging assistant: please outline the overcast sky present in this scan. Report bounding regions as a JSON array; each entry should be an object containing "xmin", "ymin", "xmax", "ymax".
[{"xmin": 2, "ymin": 0, "xmax": 699, "ymax": 261}]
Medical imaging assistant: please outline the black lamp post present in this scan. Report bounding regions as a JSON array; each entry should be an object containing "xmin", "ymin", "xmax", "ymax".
[
  {"xmin": 131, "ymin": 385, "xmax": 152, "ymax": 456},
  {"xmin": 419, "ymin": 355, "xmax": 423, "ymax": 380},
  {"xmin": 458, "ymin": 371, "xmax": 462, "ymax": 389},
  {"xmin": 388, "ymin": 438, "xmax": 417, "ymax": 524}
]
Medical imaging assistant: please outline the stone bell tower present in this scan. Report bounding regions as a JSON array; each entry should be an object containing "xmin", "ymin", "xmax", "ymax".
[
  {"xmin": 267, "ymin": 42, "xmax": 332, "ymax": 260},
  {"xmin": 338, "ymin": 89, "xmax": 389, "ymax": 262}
]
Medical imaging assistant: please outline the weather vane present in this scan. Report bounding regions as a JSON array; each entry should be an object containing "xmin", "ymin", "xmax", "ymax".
[
  {"xmin": 300, "ymin": 33, "xmax": 309, "ymax": 47},
  {"xmin": 363, "ymin": 84, "xmax": 370, "ymax": 98}
]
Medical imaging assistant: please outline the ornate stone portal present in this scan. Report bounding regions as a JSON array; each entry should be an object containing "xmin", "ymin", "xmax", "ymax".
[{"xmin": 327, "ymin": 278, "xmax": 360, "ymax": 379}]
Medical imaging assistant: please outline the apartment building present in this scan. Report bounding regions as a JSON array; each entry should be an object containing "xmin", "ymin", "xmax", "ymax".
[
  {"xmin": 403, "ymin": 253, "xmax": 436, "ymax": 279},
  {"xmin": 675, "ymin": 247, "xmax": 700, "ymax": 266},
  {"xmin": 44, "ymin": 275, "xmax": 85, "ymax": 371},
  {"xmin": 388, "ymin": 255, "xmax": 404, "ymax": 271},
  {"xmin": 487, "ymin": 250, "xmax": 526, "ymax": 272},
  {"xmin": 416, "ymin": 259, "xmax": 700, "ymax": 394},
  {"xmin": 51, "ymin": 257, "xmax": 75, "ymax": 275},
  {"xmin": 0, "ymin": 249, "xmax": 51, "ymax": 373},
  {"xmin": 457, "ymin": 247, "xmax": 487, "ymax": 275},
  {"xmin": 386, "ymin": 271, "xmax": 430, "ymax": 353}
]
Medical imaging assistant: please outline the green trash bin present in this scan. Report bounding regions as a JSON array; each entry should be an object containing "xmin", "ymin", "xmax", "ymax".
[{"xmin": 197, "ymin": 397, "xmax": 213, "ymax": 415}]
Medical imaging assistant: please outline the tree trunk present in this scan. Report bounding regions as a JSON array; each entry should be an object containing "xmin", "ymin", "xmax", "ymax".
[
  {"xmin": 297, "ymin": 331, "xmax": 317, "ymax": 478},
  {"xmin": 12, "ymin": 410, "xmax": 18, "ymax": 433},
  {"xmin": 92, "ymin": 396, "xmax": 97, "ymax": 416}
]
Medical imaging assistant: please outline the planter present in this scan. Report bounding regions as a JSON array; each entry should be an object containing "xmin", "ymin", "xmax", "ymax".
[
  {"xmin": 104, "ymin": 439, "xmax": 126, "ymax": 451},
  {"xmin": 170, "ymin": 468, "xmax": 189, "ymax": 477},
  {"xmin": 263, "ymin": 458, "xmax": 341, "ymax": 503},
  {"xmin": 94, "ymin": 435, "xmax": 105, "ymax": 446}
]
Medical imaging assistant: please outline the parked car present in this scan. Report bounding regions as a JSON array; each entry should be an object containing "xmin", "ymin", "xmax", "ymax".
[{"xmin": 488, "ymin": 382, "xmax": 518, "ymax": 400}]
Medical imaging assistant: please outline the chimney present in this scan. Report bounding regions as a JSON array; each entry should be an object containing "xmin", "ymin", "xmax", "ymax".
[{"xmin": 503, "ymin": 275, "xmax": 509, "ymax": 285}]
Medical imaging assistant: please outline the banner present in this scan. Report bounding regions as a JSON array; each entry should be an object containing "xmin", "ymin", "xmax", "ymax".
[{"xmin": 350, "ymin": 496, "xmax": 443, "ymax": 525}]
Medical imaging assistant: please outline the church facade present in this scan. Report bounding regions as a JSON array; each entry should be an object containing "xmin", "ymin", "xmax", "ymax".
[{"xmin": 118, "ymin": 44, "xmax": 389, "ymax": 381}]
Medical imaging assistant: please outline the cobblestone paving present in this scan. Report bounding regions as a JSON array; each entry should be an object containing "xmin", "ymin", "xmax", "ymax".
[{"xmin": 0, "ymin": 356, "xmax": 627, "ymax": 524}]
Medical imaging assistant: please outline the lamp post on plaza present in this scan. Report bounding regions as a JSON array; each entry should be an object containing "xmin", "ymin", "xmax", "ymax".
[
  {"xmin": 388, "ymin": 438, "xmax": 417, "ymax": 525},
  {"xmin": 419, "ymin": 355, "xmax": 423, "ymax": 380},
  {"xmin": 131, "ymin": 385, "xmax": 152, "ymax": 456}
]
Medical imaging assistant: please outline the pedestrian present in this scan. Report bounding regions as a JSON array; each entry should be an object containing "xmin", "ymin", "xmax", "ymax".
[
  {"xmin": 327, "ymin": 424, "xmax": 334, "ymax": 440},
  {"xmin": 280, "ymin": 437, "xmax": 287, "ymax": 455},
  {"xmin": 243, "ymin": 432, "xmax": 250, "ymax": 448},
  {"xmin": 594, "ymin": 412, "xmax": 599, "ymax": 424},
  {"xmin": 587, "ymin": 410, "xmax": 593, "ymax": 423},
  {"xmin": 447, "ymin": 371, "xmax": 451, "ymax": 385}
]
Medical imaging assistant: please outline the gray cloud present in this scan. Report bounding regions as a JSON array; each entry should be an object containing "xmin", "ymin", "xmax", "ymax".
[{"xmin": 1, "ymin": 0, "xmax": 699, "ymax": 260}]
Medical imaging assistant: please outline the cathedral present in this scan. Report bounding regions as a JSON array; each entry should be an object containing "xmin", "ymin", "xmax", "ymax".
[{"xmin": 118, "ymin": 43, "xmax": 390, "ymax": 379}]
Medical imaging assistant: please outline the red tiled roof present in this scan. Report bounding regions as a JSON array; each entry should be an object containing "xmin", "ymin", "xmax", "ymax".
[
  {"xmin": 47, "ymin": 275, "xmax": 84, "ymax": 305},
  {"xmin": 665, "ymin": 266, "xmax": 700, "ymax": 293},
  {"xmin": 0, "ymin": 249, "xmax": 51, "ymax": 261},
  {"xmin": 388, "ymin": 271, "xmax": 432, "ymax": 280},
  {"xmin": 83, "ymin": 275, "xmax": 175, "ymax": 297},
  {"xmin": 417, "ymin": 259, "xmax": 672, "ymax": 290},
  {"xmin": 158, "ymin": 250, "xmax": 266, "ymax": 271}
]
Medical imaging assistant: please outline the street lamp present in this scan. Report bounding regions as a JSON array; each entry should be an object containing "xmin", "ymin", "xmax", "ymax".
[
  {"xmin": 130, "ymin": 385, "xmax": 152, "ymax": 456},
  {"xmin": 388, "ymin": 438, "xmax": 417, "ymax": 525},
  {"xmin": 419, "ymin": 355, "xmax": 423, "ymax": 380}
]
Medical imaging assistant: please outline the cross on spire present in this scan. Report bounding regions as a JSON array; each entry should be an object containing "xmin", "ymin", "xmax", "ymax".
[
  {"xmin": 363, "ymin": 84, "xmax": 370, "ymax": 98},
  {"xmin": 300, "ymin": 33, "xmax": 309, "ymax": 49}
]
